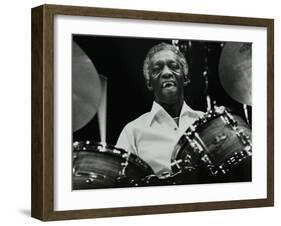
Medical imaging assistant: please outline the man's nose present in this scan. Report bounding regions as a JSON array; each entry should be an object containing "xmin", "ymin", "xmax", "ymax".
[{"xmin": 161, "ymin": 65, "xmax": 173, "ymax": 78}]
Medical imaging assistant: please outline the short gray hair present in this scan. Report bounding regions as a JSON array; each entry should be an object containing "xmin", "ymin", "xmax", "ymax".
[{"xmin": 143, "ymin": 42, "xmax": 188, "ymax": 80}]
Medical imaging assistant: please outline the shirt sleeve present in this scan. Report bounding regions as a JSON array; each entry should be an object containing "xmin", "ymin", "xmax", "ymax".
[{"xmin": 116, "ymin": 125, "xmax": 138, "ymax": 155}]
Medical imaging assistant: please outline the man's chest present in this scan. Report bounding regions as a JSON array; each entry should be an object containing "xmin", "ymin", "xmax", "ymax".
[{"xmin": 133, "ymin": 124, "xmax": 185, "ymax": 173}]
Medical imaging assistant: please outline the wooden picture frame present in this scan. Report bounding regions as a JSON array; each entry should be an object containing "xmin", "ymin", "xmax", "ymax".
[{"xmin": 31, "ymin": 4, "xmax": 274, "ymax": 221}]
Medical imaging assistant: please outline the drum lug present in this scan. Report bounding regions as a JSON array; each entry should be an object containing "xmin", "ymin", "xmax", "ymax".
[
  {"xmin": 121, "ymin": 162, "xmax": 128, "ymax": 166},
  {"xmin": 214, "ymin": 105, "xmax": 225, "ymax": 114},
  {"xmin": 201, "ymin": 154, "xmax": 218, "ymax": 176},
  {"xmin": 97, "ymin": 145, "xmax": 107, "ymax": 152},
  {"xmin": 218, "ymin": 149, "xmax": 252, "ymax": 174},
  {"xmin": 119, "ymin": 161, "xmax": 129, "ymax": 177},
  {"xmin": 244, "ymin": 145, "xmax": 252, "ymax": 155}
]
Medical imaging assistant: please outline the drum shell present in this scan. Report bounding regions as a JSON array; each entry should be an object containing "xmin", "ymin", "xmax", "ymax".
[
  {"xmin": 72, "ymin": 142, "xmax": 154, "ymax": 189},
  {"xmin": 172, "ymin": 110, "xmax": 252, "ymax": 184},
  {"xmin": 193, "ymin": 114, "xmax": 251, "ymax": 166}
]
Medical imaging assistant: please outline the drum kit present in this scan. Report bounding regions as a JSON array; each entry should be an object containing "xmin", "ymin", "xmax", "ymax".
[{"xmin": 72, "ymin": 41, "xmax": 252, "ymax": 189}]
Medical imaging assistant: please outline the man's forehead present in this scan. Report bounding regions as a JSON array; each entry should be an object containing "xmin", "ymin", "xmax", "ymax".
[{"xmin": 150, "ymin": 50, "xmax": 178, "ymax": 63}]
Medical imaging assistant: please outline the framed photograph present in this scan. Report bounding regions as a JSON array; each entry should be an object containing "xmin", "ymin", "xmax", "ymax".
[{"xmin": 31, "ymin": 4, "xmax": 274, "ymax": 221}]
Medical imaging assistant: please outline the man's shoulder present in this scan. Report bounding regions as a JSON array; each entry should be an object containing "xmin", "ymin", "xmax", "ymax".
[
  {"xmin": 192, "ymin": 109, "xmax": 205, "ymax": 118},
  {"xmin": 181, "ymin": 102, "xmax": 204, "ymax": 118},
  {"xmin": 185, "ymin": 107, "xmax": 205, "ymax": 119},
  {"xmin": 123, "ymin": 111, "xmax": 151, "ymax": 130}
]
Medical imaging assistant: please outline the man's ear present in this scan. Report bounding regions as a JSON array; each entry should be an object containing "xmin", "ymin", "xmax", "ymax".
[
  {"xmin": 146, "ymin": 79, "xmax": 153, "ymax": 91},
  {"xmin": 183, "ymin": 74, "xmax": 189, "ymax": 87}
]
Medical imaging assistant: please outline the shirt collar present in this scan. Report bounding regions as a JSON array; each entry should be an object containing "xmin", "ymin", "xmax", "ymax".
[{"xmin": 147, "ymin": 101, "xmax": 193, "ymax": 127}]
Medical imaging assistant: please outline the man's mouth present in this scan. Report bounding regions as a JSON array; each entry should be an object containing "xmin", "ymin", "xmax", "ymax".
[{"xmin": 161, "ymin": 81, "xmax": 176, "ymax": 88}]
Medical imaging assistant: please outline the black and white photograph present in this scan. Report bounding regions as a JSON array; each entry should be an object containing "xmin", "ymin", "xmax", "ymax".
[
  {"xmin": 30, "ymin": 3, "xmax": 274, "ymax": 221},
  {"xmin": 71, "ymin": 35, "xmax": 252, "ymax": 190}
]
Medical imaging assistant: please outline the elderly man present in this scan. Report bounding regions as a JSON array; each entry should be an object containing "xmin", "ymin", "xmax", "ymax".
[{"xmin": 117, "ymin": 42, "xmax": 203, "ymax": 177}]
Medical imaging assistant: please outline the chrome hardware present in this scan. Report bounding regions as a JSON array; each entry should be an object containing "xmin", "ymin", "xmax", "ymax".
[{"xmin": 74, "ymin": 170, "xmax": 106, "ymax": 184}]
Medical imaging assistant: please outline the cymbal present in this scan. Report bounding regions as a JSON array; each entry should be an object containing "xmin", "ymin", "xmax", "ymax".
[
  {"xmin": 219, "ymin": 42, "xmax": 252, "ymax": 106},
  {"xmin": 72, "ymin": 41, "xmax": 102, "ymax": 132}
]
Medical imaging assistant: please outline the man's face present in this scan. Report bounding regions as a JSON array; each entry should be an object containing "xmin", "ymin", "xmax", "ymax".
[{"xmin": 147, "ymin": 50, "xmax": 188, "ymax": 104}]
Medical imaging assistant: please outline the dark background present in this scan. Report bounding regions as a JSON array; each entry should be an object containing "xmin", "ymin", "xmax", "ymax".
[{"xmin": 72, "ymin": 35, "xmax": 251, "ymax": 144}]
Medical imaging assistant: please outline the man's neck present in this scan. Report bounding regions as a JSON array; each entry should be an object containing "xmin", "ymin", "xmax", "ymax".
[{"xmin": 157, "ymin": 100, "xmax": 184, "ymax": 118}]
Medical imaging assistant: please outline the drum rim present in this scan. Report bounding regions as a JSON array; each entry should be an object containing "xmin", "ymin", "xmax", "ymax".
[
  {"xmin": 170, "ymin": 135, "xmax": 187, "ymax": 170},
  {"xmin": 73, "ymin": 140, "xmax": 126, "ymax": 153},
  {"xmin": 187, "ymin": 106, "xmax": 227, "ymax": 133}
]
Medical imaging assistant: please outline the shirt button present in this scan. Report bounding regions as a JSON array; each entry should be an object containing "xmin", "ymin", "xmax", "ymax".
[{"xmin": 174, "ymin": 128, "xmax": 178, "ymax": 131}]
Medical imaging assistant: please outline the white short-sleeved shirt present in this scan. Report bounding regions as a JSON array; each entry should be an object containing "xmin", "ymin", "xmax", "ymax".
[{"xmin": 116, "ymin": 101, "xmax": 204, "ymax": 175}]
